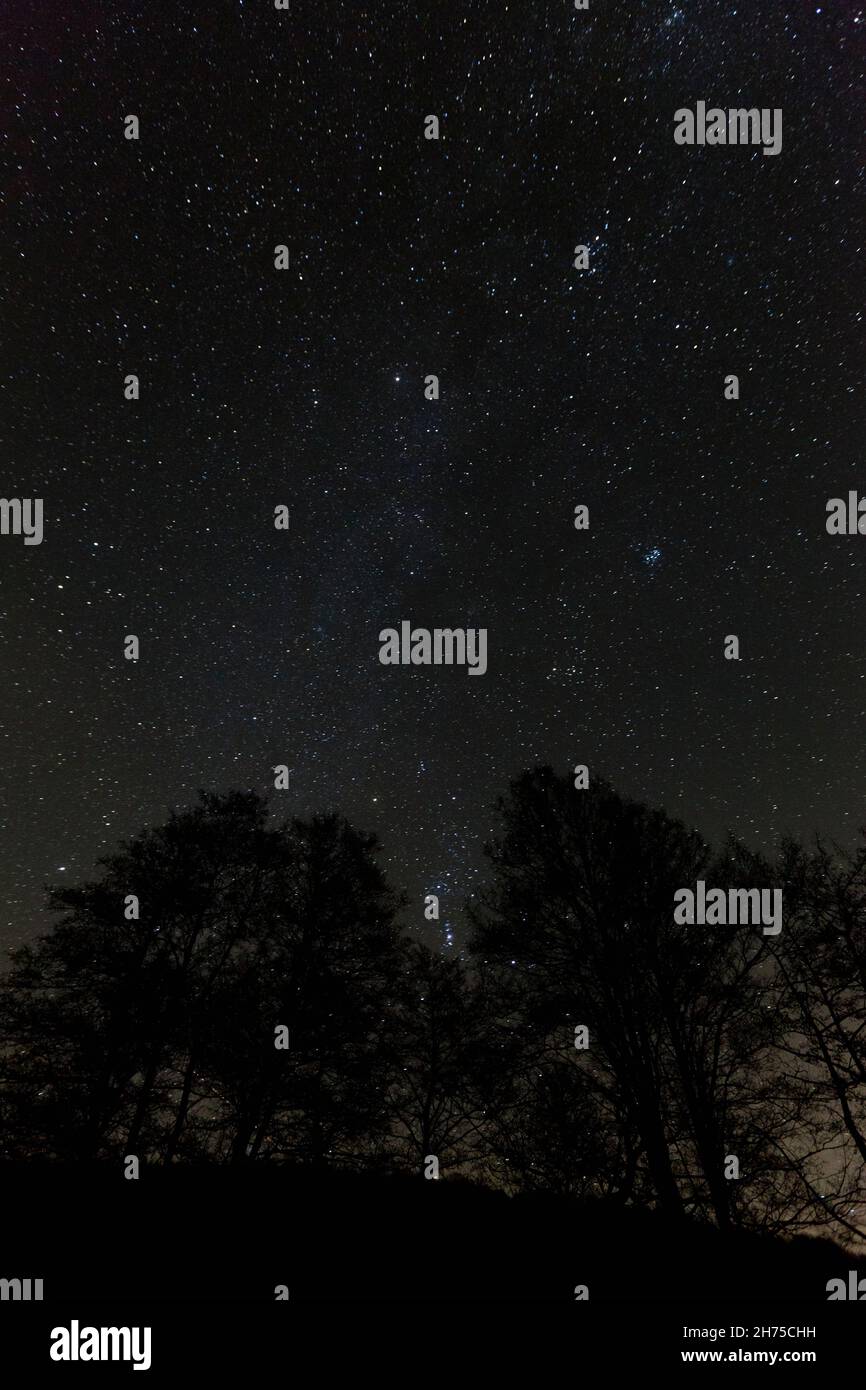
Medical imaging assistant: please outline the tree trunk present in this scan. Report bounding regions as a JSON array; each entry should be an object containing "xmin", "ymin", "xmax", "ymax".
[{"xmin": 163, "ymin": 1053, "xmax": 196, "ymax": 1163}]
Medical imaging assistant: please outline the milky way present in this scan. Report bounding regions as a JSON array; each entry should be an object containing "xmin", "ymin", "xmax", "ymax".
[{"xmin": 1, "ymin": 1, "xmax": 863, "ymax": 952}]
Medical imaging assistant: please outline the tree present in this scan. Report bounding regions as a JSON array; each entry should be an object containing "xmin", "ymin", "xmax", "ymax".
[
  {"xmin": 469, "ymin": 767, "xmax": 782, "ymax": 1227},
  {"xmin": 201, "ymin": 813, "xmax": 404, "ymax": 1168},
  {"xmin": 384, "ymin": 940, "xmax": 491, "ymax": 1176},
  {"xmin": 768, "ymin": 834, "xmax": 866, "ymax": 1238},
  {"xmin": 0, "ymin": 794, "xmax": 404, "ymax": 1170}
]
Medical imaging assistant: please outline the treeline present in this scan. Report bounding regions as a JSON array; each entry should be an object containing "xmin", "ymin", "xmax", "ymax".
[{"xmin": 1, "ymin": 771, "xmax": 864, "ymax": 1245}]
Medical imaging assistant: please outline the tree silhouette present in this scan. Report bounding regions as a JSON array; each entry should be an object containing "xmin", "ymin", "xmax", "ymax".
[
  {"xmin": 199, "ymin": 812, "xmax": 404, "ymax": 1167},
  {"xmin": 384, "ymin": 940, "xmax": 493, "ymax": 1176},
  {"xmin": 0, "ymin": 793, "xmax": 403, "ymax": 1167},
  {"xmin": 1, "ymin": 773, "xmax": 863, "ymax": 1252},
  {"xmin": 768, "ymin": 834, "xmax": 866, "ymax": 1237},
  {"xmin": 468, "ymin": 767, "xmax": 795, "ymax": 1230}
]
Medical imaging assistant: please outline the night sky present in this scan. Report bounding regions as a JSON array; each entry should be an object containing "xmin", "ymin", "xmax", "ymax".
[{"xmin": 1, "ymin": 1, "xmax": 863, "ymax": 955}]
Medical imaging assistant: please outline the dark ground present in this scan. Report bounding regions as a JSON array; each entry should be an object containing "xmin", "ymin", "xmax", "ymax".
[{"xmin": 1, "ymin": 1163, "xmax": 859, "ymax": 1304}]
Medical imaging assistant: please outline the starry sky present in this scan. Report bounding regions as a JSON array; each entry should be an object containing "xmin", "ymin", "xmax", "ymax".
[{"xmin": 1, "ymin": 0, "xmax": 863, "ymax": 955}]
